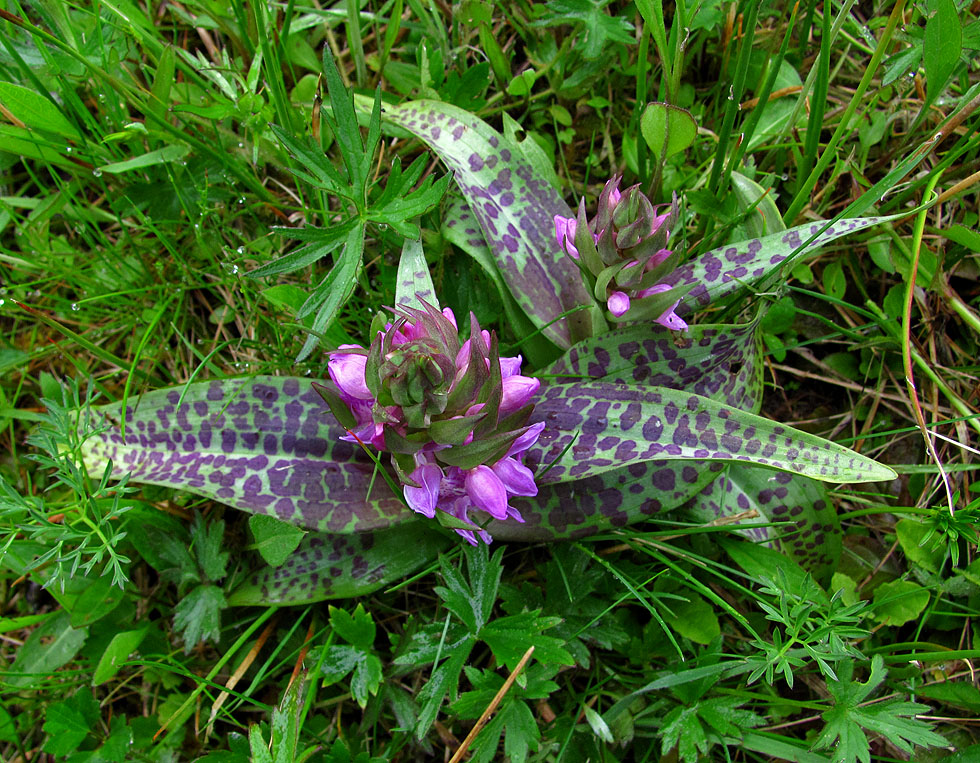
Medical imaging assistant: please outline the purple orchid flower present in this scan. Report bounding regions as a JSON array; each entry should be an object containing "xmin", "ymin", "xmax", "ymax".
[
  {"xmin": 554, "ymin": 176, "xmax": 689, "ymax": 331},
  {"xmin": 324, "ymin": 303, "xmax": 543, "ymax": 545}
]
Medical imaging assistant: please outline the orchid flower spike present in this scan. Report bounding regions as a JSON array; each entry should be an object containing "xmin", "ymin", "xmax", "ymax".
[{"xmin": 322, "ymin": 302, "xmax": 543, "ymax": 545}]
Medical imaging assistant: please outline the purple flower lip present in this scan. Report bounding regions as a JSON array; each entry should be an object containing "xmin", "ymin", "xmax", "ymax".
[{"xmin": 323, "ymin": 303, "xmax": 543, "ymax": 544}]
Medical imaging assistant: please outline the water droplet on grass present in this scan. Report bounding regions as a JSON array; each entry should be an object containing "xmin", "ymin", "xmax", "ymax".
[
  {"xmin": 71, "ymin": 303, "xmax": 80, "ymax": 311},
  {"xmin": 92, "ymin": 169, "xmax": 103, "ymax": 177},
  {"xmin": 236, "ymin": 246, "xmax": 245, "ymax": 254}
]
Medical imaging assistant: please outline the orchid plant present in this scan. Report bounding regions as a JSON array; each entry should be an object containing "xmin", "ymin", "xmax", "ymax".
[{"xmin": 79, "ymin": 93, "xmax": 898, "ymax": 606}]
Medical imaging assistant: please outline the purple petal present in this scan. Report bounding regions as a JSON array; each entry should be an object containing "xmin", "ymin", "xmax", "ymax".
[
  {"xmin": 656, "ymin": 306, "xmax": 689, "ymax": 331},
  {"xmin": 506, "ymin": 421, "xmax": 545, "ymax": 457},
  {"xmin": 492, "ymin": 457, "xmax": 537, "ymax": 498},
  {"xmin": 464, "ymin": 465, "xmax": 509, "ymax": 520},
  {"xmin": 554, "ymin": 215, "xmax": 580, "ymax": 258},
  {"xmin": 499, "ymin": 375, "xmax": 540, "ymax": 416},
  {"xmin": 403, "ymin": 462, "xmax": 444, "ymax": 518},
  {"xmin": 498, "ymin": 355, "xmax": 523, "ymax": 378},
  {"xmin": 607, "ymin": 291, "xmax": 631, "ymax": 317},
  {"xmin": 644, "ymin": 248, "xmax": 672, "ymax": 269},
  {"xmin": 327, "ymin": 351, "xmax": 372, "ymax": 400},
  {"xmin": 636, "ymin": 283, "xmax": 671, "ymax": 299}
]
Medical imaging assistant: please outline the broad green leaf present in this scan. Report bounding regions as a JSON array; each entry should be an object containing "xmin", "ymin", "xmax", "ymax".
[
  {"xmin": 872, "ymin": 579, "xmax": 930, "ymax": 626},
  {"xmin": 93, "ymin": 625, "xmax": 150, "ymax": 685},
  {"xmin": 917, "ymin": 682, "xmax": 980, "ymax": 714},
  {"xmin": 98, "ymin": 144, "xmax": 191, "ymax": 174},
  {"xmin": 0, "ymin": 124, "xmax": 78, "ymax": 166},
  {"xmin": 662, "ymin": 593, "xmax": 720, "ymax": 645},
  {"xmin": 70, "ymin": 572, "xmax": 125, "ymax": 628},
  {"xmin": 229, "ymin": 522, "xmax": 450, "ymax": 606},
  {"xmin": 375, "ymin": 99, "xmax": 595, "ymax": 349},
  {"xmin": 719, "ymin": 538, "xmax": 826, "ymax": 603},
  {"xmin": 5, "ymin": 610, "xmax": 87, "ymax": 689},
  {"xmin": 395, "ymin": 237, "xmax": 437, "ymax": 310},
  {"xmin": 249, "ymin": 514, "xmax": 306, "ymax": 567},
  {"xmin": 923, "ymin": 0, "xmax": 962, "ymax": 105},
  {"xmin": 0, "ymin": 82, "xmax": 81, "ymax": 139},
  {"xmin": 0, "ymin": 706, "xmax": 14, "ymax": 742},
  {"xmin": 895, "ymin": 518, "xmax": 945, "ymax": 574},
  {"xmin": 730, "ymin": 171, "xmax": 786, "ymax": 238},
  {"xmin": 640, "ymin": 102, "xmax": 698, "ymax": 159}
]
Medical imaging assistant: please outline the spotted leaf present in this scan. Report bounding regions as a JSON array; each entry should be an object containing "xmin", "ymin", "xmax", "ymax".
[
  {"xmin": 541, "ymin": 320, "xmax": 763, "ymax": 411},
  {"xmin": 668, "ymin": 216, "xmax": 893, "ymax": 318},
  {"xmin": 395, "ymin": 237, "xmax": 437, "ymax": 310},
  {"xmin": 525, "ymin": 383, "xmax": 896, "ymax": 485},
  {"xmin": 380, "ymin": 99, "xmax": 595, "ymax": 348},
  {"xmin": 228, "ymin": 522, "xmax": 451, "ymax": 606},
  {"xmin": 79, "ymin": 378, "xmax": 415, "ymax": 534}
]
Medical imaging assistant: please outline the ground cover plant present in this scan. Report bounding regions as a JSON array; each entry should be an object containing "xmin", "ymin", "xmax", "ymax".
[{"xmin": 1, "ymin": 0, "xmax": 979, "ymax": 761}]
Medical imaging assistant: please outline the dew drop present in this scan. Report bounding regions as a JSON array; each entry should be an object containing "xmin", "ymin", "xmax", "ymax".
[
  {"xmin": 231, "ymin": 265, "xmax": 240, "ymax": 274},
  {"xmin": 236, "ymin": 246, "xmax": 245, "ymax": 254},
  {"xmin": 71, "ymin": 303, "xmax": 80, "ymax": 312},
  {"xmin": 92, "ymin": 169, "xmax": 103, "ymax": 177},
  {"xmin": 237, "ymin": 142, "xmax": 244, "ymax": 148},
  {"xmin": 66, "ymin": 146, "xmax": 72, "ymax": 153},
  {"xmin": 0, "ymin": 299, "xmax": 5, "ymax": 307},
  {"xmin": 237, "ymin": 197, "xmax": 246, "ymax": 205}
]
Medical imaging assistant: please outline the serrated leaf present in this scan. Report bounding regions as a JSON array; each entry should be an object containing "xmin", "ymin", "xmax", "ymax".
[
  {"xmin": 815, "ymin": 655, "xmax": 947, "ymax": 763},
  {"xmin": 193, "ymin": 514, "xmax": 229, "ymax": 582},
  {"xmin": 329, "ymin": 603, "xmax": 376, "ymax": 648},
  {"xmin": 534, "ymin": 0, "xmax": 635, "ymax": 59},
  {"xmin": 480, "ymin": 612, "xmax": 574, "ymax": 670},
  {"xmin": 42, "ymin": 690, "xmax": 99, "ymax": 755},
  {"xmin": 174, "ymin": 585, "xmax": 226, "ymax": 650}
]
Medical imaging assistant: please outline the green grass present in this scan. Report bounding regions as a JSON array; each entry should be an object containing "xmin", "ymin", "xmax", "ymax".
[{"xmin": 2, "ymin": 0, "xmax": 980, "ymax": 761}]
